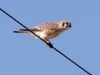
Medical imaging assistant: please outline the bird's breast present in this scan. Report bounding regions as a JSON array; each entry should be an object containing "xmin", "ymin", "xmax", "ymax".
[{"xmin": 46, "ymin": 29, "xmax": 66, "ymax": 39}]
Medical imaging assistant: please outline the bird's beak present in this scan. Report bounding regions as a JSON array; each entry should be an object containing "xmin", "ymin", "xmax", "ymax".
[{"xmin": 69, "ymin": 23, "xmax": 71, "ymax": 27}]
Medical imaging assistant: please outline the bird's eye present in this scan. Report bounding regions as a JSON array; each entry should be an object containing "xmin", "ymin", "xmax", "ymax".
[{"xmin": 66, "ymin": 23, "xmax": 69, "ymax": 25}]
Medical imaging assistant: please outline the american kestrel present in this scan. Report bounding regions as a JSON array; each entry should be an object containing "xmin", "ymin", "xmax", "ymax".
[{"xmin": 13, "ymin": 20, "xmax": 71, "ymax": 47}]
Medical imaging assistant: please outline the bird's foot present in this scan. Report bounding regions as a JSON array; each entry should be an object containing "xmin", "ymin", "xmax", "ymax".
[{"xmin": 46, "ymin": 42, "xmax": 53, "ymax": 48}]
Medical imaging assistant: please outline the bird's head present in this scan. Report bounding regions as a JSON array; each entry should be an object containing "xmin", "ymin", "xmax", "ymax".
[{"xmin": 58, "ymin": 20, "xmax": 71, "ymax": 30}]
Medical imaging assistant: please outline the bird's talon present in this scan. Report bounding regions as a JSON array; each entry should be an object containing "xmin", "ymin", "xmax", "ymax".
[{"xmin": 46, "ymin": 42, "xmax": 53, "ymax": 48}]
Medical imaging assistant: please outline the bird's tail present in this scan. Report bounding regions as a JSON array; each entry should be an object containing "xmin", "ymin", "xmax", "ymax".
[
  {"xmin": 13, "ymin": 29, "xmax": 31, "ymax": 33},
  {"xmin": 13, "ymin": 28, "xmax": 40, "ymax": 33}
]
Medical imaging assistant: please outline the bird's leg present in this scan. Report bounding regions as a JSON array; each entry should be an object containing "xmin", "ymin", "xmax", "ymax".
[
  {"xmin": 43, "ymin": 37, "xmax": 53, "ymax": 48},
  {"xmin": 46, "ymin": 40, "xmax": 53, "ymax": 48}
]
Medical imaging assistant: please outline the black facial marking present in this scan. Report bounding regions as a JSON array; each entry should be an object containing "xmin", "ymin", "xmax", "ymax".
[
  {"xmin": 62, "ymin": 23, "xmax": 65, "ymax": 26},
  {"xmin": 66, "ymin": 23, "xmax": 69, "ymax": 27}
]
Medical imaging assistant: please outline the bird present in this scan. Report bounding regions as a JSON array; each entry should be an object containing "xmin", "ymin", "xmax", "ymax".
[{"xmin": 13, "ymin": 20, "xmax": 71, "ymax": 48}]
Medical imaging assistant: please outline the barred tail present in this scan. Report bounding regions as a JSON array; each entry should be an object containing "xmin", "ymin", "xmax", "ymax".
[
  {"xmin": 13, "ymin": 28, "xmax": 40, "ymax": 33},
  {"xmin": 13, "ymin": 30, "xmax": 29, "ymax": 33}
]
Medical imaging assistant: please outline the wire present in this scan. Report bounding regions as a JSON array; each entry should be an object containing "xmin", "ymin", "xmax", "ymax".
[{"xmin": 0, "ymin": 8, "xmax": 92, "ymax": 75}]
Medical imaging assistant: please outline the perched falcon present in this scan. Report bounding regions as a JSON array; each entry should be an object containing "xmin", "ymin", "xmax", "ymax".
[{"xmin": 13, "ymin": 20, "xmax": 71, "ymax": 47}]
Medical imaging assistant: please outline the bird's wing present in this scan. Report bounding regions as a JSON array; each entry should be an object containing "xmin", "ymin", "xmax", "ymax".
[{"xmin": 34, "ymin": 22, "xmax": 58, "ymax": 30}]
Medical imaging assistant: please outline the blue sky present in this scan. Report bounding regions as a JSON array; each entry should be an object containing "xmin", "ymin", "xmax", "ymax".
[{"xmin": 0, "ymin": 0, "xmax": 100, "ymax": 75}]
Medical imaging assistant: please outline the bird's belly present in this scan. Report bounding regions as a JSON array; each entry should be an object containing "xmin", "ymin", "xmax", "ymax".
[{"xmin": 46, "ymin": 31, "xmax": 62, "ymax": 39}]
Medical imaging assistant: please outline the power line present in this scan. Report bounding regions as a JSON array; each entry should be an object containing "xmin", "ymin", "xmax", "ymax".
[{"xmin": 0, "ymin": 8, "xmax": 92, "ymax": 75}]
